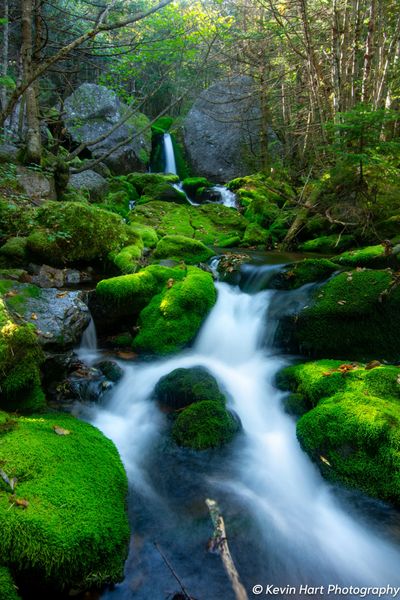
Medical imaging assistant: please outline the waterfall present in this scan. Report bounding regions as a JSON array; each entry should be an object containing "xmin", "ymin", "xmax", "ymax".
[
  {"xmin": 163, "ymin": 133, "xmax": 177, "ymax": 175},
  {"xmin": 211, "ymin": 184, "xmax": 237, "ymax": 208},
  {"xmin": 89, "ymin": 272, "xmax": 400, "ymax": 599},
  {"xmin": 77, "ymin": 317, "xmax": 98, "ymax": 363}
]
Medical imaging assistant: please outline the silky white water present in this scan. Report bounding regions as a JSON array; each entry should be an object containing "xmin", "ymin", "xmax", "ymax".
[
  {"xmin": 90, "ymin": 280, "xmax": 400, "ymax": 597},
  {"xmin": 163, "ymin": 133, "xmax": 177, "ymax": 175}
]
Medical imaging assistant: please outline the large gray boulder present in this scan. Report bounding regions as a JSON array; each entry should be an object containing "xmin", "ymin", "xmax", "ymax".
[
  {"xmin": 4, "ymin": 282, "xmax": 91, "ymax": 349},
  {"xmin": 64, "ymin": 83, "xmax": 151, "ymax": 175},
  {"xmin": 69, "ymin": 170, "xmax": 109, "ymax": 202},
  {"xmin": 184, "ymin": 76, "xmax": 281, "ymax": 182}
]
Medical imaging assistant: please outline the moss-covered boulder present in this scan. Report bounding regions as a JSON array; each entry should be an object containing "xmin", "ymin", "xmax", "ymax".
[
  {"xmin": 242, "ymin": 223, "xmax": 269, "ymax": 247},
  {"xmin": 108, "ymin": 236, "xmax": 144, "ymax": 275},
  {"xmin": 284, "ymin": 269, "xmax": 400, "ymax": 361},
  {"xmin": 134, "ymin": 266, "xmax": 217, "ymax": 355},
  {"xmin": 0, "ymin": 296, "xmax": 45, "ymax": 413},
  {"xmin": 172, "ymin": 400, "xmax": 240, "ymax": 450},
  {"xmin": 182, "ymin": 177, "xmax": 212, "ymax": 198},
  {"xmin": 0, "ymin": 237, "xmax": 28, "ymax": 265},
  {"xmin": 26, "ymin": 202, "xmax": 132, "ymax": 266},
  {"xmin": 0, "ymin": 412, "xmax": 129, "ymax": 591},
  {"xmin": 129, "ymin": 224, "xmax": 158, "ymax": 248},
  {"xmin": 278, "ymin": 360, "xmax": 400, "ymax": 505},
  {"xmin": 153, "ymin": 235, "xmax": 214, "ymax": 264},
  {"xmin": 0, "ymin": 566, "xmax": 21, "ymax": 600},
  {"xmin": 130, "ymin": 201, "xmax": 247, "ymax": 248},
  {"xmin": 154, "ymin": 366, "xmax": 225, "ymax": 410},
  {"xmin": 333, "ymin": 243, "xmax": 400, "ymax": 269},
  {"xmin": 298, "ymin": 234, "xmax": 355, "ymax": 254},
  {"xmin": 269, "ymin": 258, "xmax": 338, "ymax": 290}
]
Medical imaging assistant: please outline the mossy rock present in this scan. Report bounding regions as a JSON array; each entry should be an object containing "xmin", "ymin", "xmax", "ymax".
[
  {"xmin": 298, "ymin": 234, "xmax": 355, "ymax": 254},
  {"xmin": 153, "ymin": 235, "xmax": 214, "ymax": 264},
  {"xmin": 130, "ymin": 201, "xmax": 247, "ymax": 247},
  {"xmin": 108, "ymin": 238, "xmax": 144, "ymax": 275},
  {"xmin": 0, "ymin": 237, "xmax": 28, "ymax": 264},
  {"xmin": 182, "ymin": 177, "xmax": 211, "ymax": 198},
  {"xmin": 95, "ymin": 264, "xmax": 187, "ymax": 320},
  {"xmin": 133, "ymin": 266, "xmax": 217, "ymax": 355},
  {"xmin": 278, "ymin": 360, "xmax": 400, "ymax": 505},
  {"xmin": 0, "ymin": 296, "xmax": 45, "ymax": 413},
  {"xmin": 151, "ymin": 116, "xmax": 174, "ymax": 135},
  {"xmin": 129, "ymin": 224, "xmax": 158, "ymax": 248},
  {"xmin": 126, "ymin": 173, "xmax": 179, "ymax": 196},
  {"xmin": 242, "ymin": 223, "xmax": 269, "ymax": 247},
  {"xmin": 172, "ymin": 400, "xmax": 240, "ymax": 450},
  {"xmin": 286, "ymin": 269, "xmax": 400, "ymax": 361},
  {"xmin": 0, "ymin": 412, "xmax": 129, "ymax": 591},
  {"xmin": 269, "ymin": 258, "xmax": 338, "ymax": 290},
  {"xmin": 154, "ymin": 366, "xmax": 225, "ymax": 411},
  {"xmin": 333, "ymin": 243, "xmax": 400, "ymax": 269},
  {"xmin": 26, "ymin": 201, "xmax": 132, "ymax": 266},
  {"xmin": 0, "ymin": 566, "xmax": 21, "ymax": 600}
]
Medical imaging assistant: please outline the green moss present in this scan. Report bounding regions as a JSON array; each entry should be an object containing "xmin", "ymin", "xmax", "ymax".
[
  {"xmin": 154, "ymin": 235, "xmax": 214, "ymax": 264},
  {"xmin": 0, "ymin": 412, "xmax": 129, "ymax": 590},
  {"xmin": 126, "ymin": 173, "xmax": 179, "ymax": 196},
  {"xmin": 279, "ymin": 360, "xmax": 400, "ymax": 504},
  {"xmin": 129, "ymin": 224, "xmax": 158, "ymax": 248},
  {"xmin": 0, "ymin": 297, "xmax": 45, "ymax": 413},
  {"xmin": 172, "ymin": 400, "xmax": 239, "ymax": 450},
  {"xmin": 134, "ymin": 267, "xmax": 216, "ymax": 355},
  {"xmin": 182, "ymin": 177, "xmax": 211, "ymax": 198},
  {"xmin": 269, "ymin": 258, "xmax": 338, "ymax": 290},
  {"xmin": 0, "ymin": 270, "xmax": 27, "ymax": 282},
  {"xmin": 154, "ymin": 367, "xmax": 225, "ymax": 410},
  {"xmin": 298, "ymin": 234, "xmax": 355, "ymax": 254},
  {"xmin": 0, "ymin": 566, "xmax": 21, "ymax": 600},
  {"xmin": 26, "ymin": 201, "xmax": 131, "ymax": 266},
  {"xmin": 242, "ymin": 223, "xmax": 269, "ymax": 246},
  {"xmin": 95, "ymin": 264, "xmax": 186, "ymax": 318},
  {"xmin": 171, "ymin": 135, "xmax": 190, "ymax": 180},
  {"xmin": 0, "ymin": 238, "xmax": 28, "ymax": 263},
  {"xmin": 0, "ymin": 198, "xmax": 36, "ymax": 240},
  {"xmin": 130, "ymin": 201, "xmax": 247, "ymax": 246},
  {"xmin": 333, "ymin": 243, "xmax": 400, "ymax": 269},
  {"xmin": 292, "ymin": 269, "xmax": 400, "ymax": 360},
  {"xmin": 151, "ymin": 116, "xmax": 174, "ymax": 135},
  {"xmin": 109, "ymin": 239, "xmax": 144, "ymax": 275}
]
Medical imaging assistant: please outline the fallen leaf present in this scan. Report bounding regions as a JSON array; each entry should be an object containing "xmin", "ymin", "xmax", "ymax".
[
  {"xmin": 30, "ymin": 313, "xmax": 38, "ymax": 320},
  {"xmin": 365, "ymin": 360, "xmax": 382, "ymax": 370},
  {"xmin": 320, "ymin": 455, "xmax": 332, "ymax": 467},
  {"xmin": 56, "ymin": 292, "xmax": 68, "ymax": 298},
  {"xmin": 337, "ymin": 300, "xmax": 347, "ymax": 305},
  {"xmin": 9, "ymin": 495, "xmax": 29, "ymax": 509},
  {"xmin": 53, "ymin": 425, "xmax": 71, "ymax": 436}
]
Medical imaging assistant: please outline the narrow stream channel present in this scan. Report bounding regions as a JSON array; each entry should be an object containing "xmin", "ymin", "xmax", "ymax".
[{"xmin": 81, "ymin": 263, "xmax": 400, "ymax": 600}]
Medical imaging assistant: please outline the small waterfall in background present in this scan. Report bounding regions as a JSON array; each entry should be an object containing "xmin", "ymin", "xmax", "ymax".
[
  {"xmin": 78, "ymin": 317, "xmax": 98, "ymax": 363},
  {"xmin": 163, "ymin": 133, "xmax": 177, "ymax": 175},
  {"xmin": 88, "ymin": 268, "xmax": 400, "ymax": 600},
  {"xmin": 211, "ymin": 184, "xmax": 237, "ymax": 208}
]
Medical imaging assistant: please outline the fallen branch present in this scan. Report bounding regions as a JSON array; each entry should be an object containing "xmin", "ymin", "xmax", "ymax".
[
  {"xmin": 0, "ymin": 468, "xmax": 17, "ymax": 492},
  {"xmin": 154, "ymin": 542, "xmax": 195, "ymax": 600},
  {"xmin": 205, "ymin": 498, "xmax": 248, "ymax": 600}
]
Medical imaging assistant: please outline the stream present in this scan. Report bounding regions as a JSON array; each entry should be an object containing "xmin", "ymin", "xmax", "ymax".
[{"xmin": 80, "ymin": 262, "xmax": 400, "ymax": 600}]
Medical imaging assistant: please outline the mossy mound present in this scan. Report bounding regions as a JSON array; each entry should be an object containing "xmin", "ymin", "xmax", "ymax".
[
  {"xmin": 151, "ymin": 116, "xmax": 174, "ymax": 135},
  {"xmin": 134, "ymin": 266, "xmax": 216, "ymax": 355},
  {"xmin": 154, "ymin": 366, "xmax": 225, "ymax": 411},
  {"xmin": 95, "ymin": 264, "xmax": 187, "ymax": 320},
  {"xmin": 269, "ymin": 258, "xmax": 338, "ymax": 290},
  {"xmin": 129, "ymin": 224, "xmax": 158, "ymax": 248},
  {"xmin": 333, "ymin": 243, "xmax": 400, "ymax": 269},
  {"xmin": 0, "ymin": 296, "xmax": 45, "ymax": 413},
  {"xmin": 100, "ymin": 175, "xmax": 138, "ymax": 217},
  {"xmin": 242, "ymin": 223, "xmax": 269, "ymax": 247},
  {"xmin": 288, "ymin": 269, "xmax": 400, "ymax": 361},
  {"xmin": 130, "ymin": 201, "xmax": 247, "ymax": 247},
  {"xmin": 0, "ymin": 412, "xmax": 129, "ymax": 591},
  {"xmin": 172, "ymin": 400, "xmax": 240, "ymax": 450},
  {"xmin": 298, "ymin": 234, "xmax": 355, "ymax": 254},
  {"xmin": 182, "ymin": 177, "xmax": 212, "ymax": 198},
  {"xmin": 278, "ymin": 360, "xmax": 400, "ymax": 505},
  {"xmin": 0, "ymin": 237, "xmax": 28, "ymax": 265},
  {"xmin": 153, "ymin": 235, "xmax": 214, "ymax": 264},
  {"xmin": 26, "ymin": 202, "xmax": 132, "ymax": 266},
  {"xmin": 126, "ymin": 172, "xmax": 179, "ymax": 197},
  {"xmin": 108, "ymin": 236, "xmax": 144, "ymax": 275},
  {"xmin": 0, "ymin": 566, "xmax": 21, "ymax": 600}
]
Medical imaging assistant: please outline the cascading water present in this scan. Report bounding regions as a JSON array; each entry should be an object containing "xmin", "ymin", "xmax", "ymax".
[
  {"xmin": 87, "ymin": 269, "xmax": 400, "ymax": 600},
  {"xmin": 163, "ymin": 133, "xmax": 177, "ymax": 175},
  {"xmin": 77, "ymin": 316, "xmax": 98, "ymax": 363},
  {"xmin": 211, "ymin": 184, "xmax": 237, "ymax": 208}
]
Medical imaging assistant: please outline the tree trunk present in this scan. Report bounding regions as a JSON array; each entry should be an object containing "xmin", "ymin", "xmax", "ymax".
[
  {"xmin": 0, "ymin": 0, "xmax": 8, "ymax": 114},
  {"xmin": 21, "ymin": 0, "xmax": 41, "ymax": 163}
]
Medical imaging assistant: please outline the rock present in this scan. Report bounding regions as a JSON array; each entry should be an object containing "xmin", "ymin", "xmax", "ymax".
[
  {"xmin": 63, "ymin": 83, "xmax": 151, "ymax": 175},
  {"xmin": 95, "ymin": 360, "xmax": 124, "ymax": 383},
  {"xmin": 184, "ymin": 76, "xmax": 281, "ymax": 181},
  {"xmin": 68, "ymin": 169, "xmax": 109, "ymax": 202},
  {"xmin": 153, "ymin": 235, "xmax": 214, "ymax": 264},
  {"xmin": 0, "ymin": 142, "xmax": 19, "ymax": 163},
  {"xmin": 154, "ymin": 366, "xmax": 225, "ymax": 411},
  {"xmin": 16, "ymin": 165, "xmax": 56, "ymax": 202},
  {"xmin": 29, "ymin": 264, "xmax": 93, "ymax": 288},
  {"xmin": 0, "ymin": 281, "xmax": 90, "ymax": 349}
]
